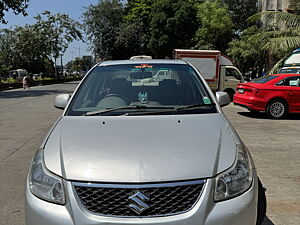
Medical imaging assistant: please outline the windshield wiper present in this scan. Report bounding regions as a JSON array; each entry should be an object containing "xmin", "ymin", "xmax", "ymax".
[
  {"xmin": 85, "ymin": 105, "xmax": 174, "ymax": 116},
  {"xmin": 124, "ymin": 103, "xmax": 216, "ymax": 116},
  {"xmin": 175, "ymin": 103, "xmax": 216, "ymax": 112}
]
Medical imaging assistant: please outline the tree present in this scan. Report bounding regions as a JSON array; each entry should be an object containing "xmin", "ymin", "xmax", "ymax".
[
  {"xmin": 84, "ymin": 0, "xmax": 124, "ymax": 60},
  {"xmin": 248, "ymin": 0, "xmax": 300, "ymax": 56},
  {"xmin": 34, "ymin": 11, "xmax": 83, "ymax": 78},
  {"xmin": 65, "ymin": 56, "xmax": 94, "ymax": 73},
  {"xmin": 116, "ymin": 0, "xmax": 154, "ymax": 58},
  {"xmin": 0, "ymin": 25, "xmax": 56, "ymax": 75},
  {"xmin": 227, "ymin": 26, "xmax": 267, "ymax": 74},
  {"xmin": 0, "ymin": 11, "xmax": 83, "ymax": 77},
  {"xmin": 125, "ymin": 0, "xmax": 153, "ymax": 28},
  {"xmin": 0, "ymin": 0, "xmax": 29, "ymax": 24},
  {"xmin": 148, "ymin": 0, "xmax": 198, "ymax": 58},
  {"xmin": 0, "ymin": 29, "xmax": 16, "ymax": 76},
  {"xmin": 193, "ymin": 0, "xmax": 233, "ymax": 52},
  {"xmin": 222, "ymin": 0, "xmax": 258, "ymax": 32}
]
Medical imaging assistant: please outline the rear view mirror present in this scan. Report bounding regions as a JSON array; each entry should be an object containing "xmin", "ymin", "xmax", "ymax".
[
  {"xmin": 130, "ymin": 72, "xmax": 153, "ymax": 79},
  {"xmin": 54, "ymin": 94, "xmax": 70, "ymax": 109},
  {"xmin": 216, "ymin": 92, "xmax": 230, "ymax": 107}
]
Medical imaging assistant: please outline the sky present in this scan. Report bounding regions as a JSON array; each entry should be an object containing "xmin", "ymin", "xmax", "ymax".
[{"xmin": 0, "ymin": 0, "xmax": 99, "ymax": 64}]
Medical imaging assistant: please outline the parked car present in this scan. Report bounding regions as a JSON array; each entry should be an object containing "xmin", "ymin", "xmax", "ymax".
[
  {"xmin": 234, "ymin": 74, "xmax": 300, "ymax": 119},
  {"xmin": 32, "ymin": 74, "xmax": 41, "ymax": 80},
  {"xmin": 8, "ymin": 69, "xmax": 28, "ymax": 80},
  {"xmin": 26, "ymin": 59, "xmax": 266, "ymax": 225}
]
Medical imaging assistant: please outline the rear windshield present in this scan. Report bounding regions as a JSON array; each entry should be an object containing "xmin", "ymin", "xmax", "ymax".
[{"xmin": 251, "ymin": 75, "xmax": 278, "ymax": 84}]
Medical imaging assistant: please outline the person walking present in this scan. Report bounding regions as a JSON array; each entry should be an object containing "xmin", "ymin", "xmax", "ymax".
[{"xmin": 22, "ymin": 75, "xmax": 30, "ymax": 89}]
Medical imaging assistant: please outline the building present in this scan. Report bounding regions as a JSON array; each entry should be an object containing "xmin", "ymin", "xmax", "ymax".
[
  {"xmin": 261, "ymin": 0, "xmax": 291, "ymax": 27},
  {"xmin": 262, "ymin": 0, "xmax": 289, "ymax": 12}
]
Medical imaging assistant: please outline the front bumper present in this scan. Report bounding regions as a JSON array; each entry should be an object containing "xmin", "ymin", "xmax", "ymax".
[{"xmin": 25, "ymin": 176, "xmax": 258, "ymax": 225}]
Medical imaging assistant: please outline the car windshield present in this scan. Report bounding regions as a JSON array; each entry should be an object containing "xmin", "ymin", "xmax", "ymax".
[
  {"xmin": 278, "ymin": 68, "xmax": 300, "ymax": 74},
  {"xmin": 251, "ymin": 75, "xmax": 278, "ymax": 84},
  {"xmin": 66, "ymin": 63, "xmax": 216, "ymax": 116}
]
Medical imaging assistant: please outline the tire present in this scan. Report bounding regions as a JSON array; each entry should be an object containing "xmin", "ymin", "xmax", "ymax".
[
  {"xmin": 249, "ymin": 109, "xmax": 259, "ymax": 114},
  {"xmin": 225, "ymin": 90, "xmax": 235, "ymax": 102},
  {"xmin": 266, "ymin": 99, "xmax": 287, "ymax": 119},
  {"xmin": 256, "ymin": 178, "xmax": 267, "ymax": 225}
]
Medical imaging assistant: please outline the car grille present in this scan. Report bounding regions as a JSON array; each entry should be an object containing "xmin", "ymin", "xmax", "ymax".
[{"xmin": 73, "ymin": 180, "xmax": 205, "ymax": 217}]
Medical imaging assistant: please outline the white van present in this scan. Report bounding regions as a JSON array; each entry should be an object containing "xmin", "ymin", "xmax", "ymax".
[{"xmin": 9, "ymin": 69, "xmax": 28, "ymax": 79}]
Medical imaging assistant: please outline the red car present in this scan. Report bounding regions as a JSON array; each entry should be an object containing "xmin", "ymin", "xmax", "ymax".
[{"xmin": 233, "ymin": 74, "xmax": 300, "ymax": 119}]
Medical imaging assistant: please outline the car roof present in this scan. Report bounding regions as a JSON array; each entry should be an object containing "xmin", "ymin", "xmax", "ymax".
[{"xmin": 98, "ymin": 59, "xmax": 188, "ymax": 66}]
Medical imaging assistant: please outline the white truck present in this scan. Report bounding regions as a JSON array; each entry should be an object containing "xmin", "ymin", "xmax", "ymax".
[{"xmin": 174, "ymin": 49, "xmax": 244, "ymax": 100}]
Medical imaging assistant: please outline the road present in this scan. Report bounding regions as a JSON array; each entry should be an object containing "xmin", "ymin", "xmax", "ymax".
[{"xmin": 0, "ymin": 82, "xmax": 299, "ymax": 225}]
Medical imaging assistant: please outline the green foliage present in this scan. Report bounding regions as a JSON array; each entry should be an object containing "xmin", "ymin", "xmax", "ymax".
[
  {"xmin": 0, "ymin": 0, "xmax": 29, "ymax": 24},
  {"xmin": 248, "ymin": 0, "xmax": 300, "ymax": 58},
  {"xmin": 35, "ymin": 11, "xmax": 83, "ymax": 60},
  {"xmin": 0, "ymin": 11, "xmax": 82, "ymax": 76},
  {"xmin": 0, "ymin": 29, "xmax": 15, "ymax": 75},
  {"xmin": 115, "ymin": 0, "xmax": 154, "ymax": 58},
  {"xmin": 0, "ymin": 26, "xmax": 53, "ymax": 75},
  {"xmin": 222, "ymin": 0, "xmax": 258, "ymax": 32},
  {"xmin": 116, "ymin": 21, "xmax": 149, "ymax": 58},
  {"xmin": 84, "ymin": 0, "xmax": 124, "ymax": 60},
  {"xmin": 65, "ymin": 56, "xmax": 94, "ymax": 73},
  {"xmin": 148, "ymin": 0, "xmax": 198, "ymax": 57},
  {"xmin": 194, "ymin": 0, "xmax": 233, "ymax": 52},
  {"xmin": 227, "ymin": 26, "xmax": 266, "ymax": 74},
  {"xmin": 125, "ymin": 0, "xmax": 153, "ymax": 22}
]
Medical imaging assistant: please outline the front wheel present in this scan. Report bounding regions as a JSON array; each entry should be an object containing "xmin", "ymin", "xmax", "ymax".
[
  {"xmin": 256, "ymin": 178, "xmax": 267, "ymax": 225},
  {"xmin": 266, "ymin": 99, "xmax": 287, "ymax": 119}
]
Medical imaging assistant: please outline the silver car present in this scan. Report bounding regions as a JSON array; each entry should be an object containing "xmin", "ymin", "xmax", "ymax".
[{"xmin": 25, "ymin": 60, "xmax": 266, "ymax": 225}]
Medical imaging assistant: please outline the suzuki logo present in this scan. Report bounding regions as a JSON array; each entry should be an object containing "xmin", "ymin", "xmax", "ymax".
[{"xmin": 128, "ymin": 191, "xmax": 150, "ymax": 215}]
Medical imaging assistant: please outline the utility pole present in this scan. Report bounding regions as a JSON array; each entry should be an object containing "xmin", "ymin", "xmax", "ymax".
[
  {"xmin": 61, "ymin": 55, "xmax": 63, "ymax": 78},
  {"xmin": 70, "ymin": 50, "xmax": 74, "ymax": 74},
  {"xmin": 73, "ymin": 46, "xmax": 81, "ymax": 58}
]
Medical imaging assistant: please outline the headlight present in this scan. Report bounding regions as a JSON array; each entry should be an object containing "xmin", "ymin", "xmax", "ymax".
[
  {"xmin": 29, "ymin": 149, "xmax": 65, "ymax": 204},
  {"xmin": 214, "ymin": 144, "xmax": 253, "ymax": 202}
]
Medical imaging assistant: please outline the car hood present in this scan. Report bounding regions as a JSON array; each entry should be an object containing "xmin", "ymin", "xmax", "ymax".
[{"xmin": 44, "ymin": 114, "xmax": 237, "ymax": 183}]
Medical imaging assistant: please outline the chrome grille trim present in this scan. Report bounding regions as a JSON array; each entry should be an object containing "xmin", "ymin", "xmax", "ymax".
[
  {"xmin": 72, "ymin": 179, "xmax": 206, "ymax": 218},
  {"xmin": 72, "ymin": 179, "xmax": 205, "ymax": 189}
]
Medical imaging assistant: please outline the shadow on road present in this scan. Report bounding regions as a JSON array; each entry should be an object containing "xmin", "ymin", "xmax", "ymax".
[
  {"xmin": 262, "ymin": 216, "xmax": 276, "ymax": 225},
  {"xmin": 237, "ymin": 111, "xmax": 300, "ymax": 120},
  {"xmin": 0, "ymin": 89, "xmax": 73, "ymax": 99}
]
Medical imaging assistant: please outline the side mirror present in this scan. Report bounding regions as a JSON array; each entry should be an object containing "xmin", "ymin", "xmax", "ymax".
[
  {"xmin": 216, "ymin": 91, "xmax": 230, "ymax": 107},
  {"xmin": 54, "ymin": 94, "xmax": 70, "ymax": 109}
]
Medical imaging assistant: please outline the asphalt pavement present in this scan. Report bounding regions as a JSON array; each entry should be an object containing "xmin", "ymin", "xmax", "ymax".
[
  {"xmin": 0, "ymin": 83, "xmax": 76, "ymax": 225},
  {"xmin": 0, "ymin": 82, "xmax": 299, "ymax": 225}
]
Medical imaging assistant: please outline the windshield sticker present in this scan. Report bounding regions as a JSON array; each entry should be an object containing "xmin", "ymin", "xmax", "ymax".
[
  {"xmin": 138, "ymin": 91, "xmax": 149, "ymax": 104},
  {"xmin": 203, "ymin": 97, "xmax": 211, "ymax": 104}
]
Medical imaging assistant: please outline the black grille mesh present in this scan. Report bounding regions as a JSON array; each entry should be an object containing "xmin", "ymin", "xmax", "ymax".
[{"xmin": 73, "ymin": 181, "xmax": 204, "ymax": 217}]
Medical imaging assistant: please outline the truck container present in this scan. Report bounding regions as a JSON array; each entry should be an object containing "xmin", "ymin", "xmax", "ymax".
[{"xmin": 174, "ymin": 49, "xmax": 244, "ymax": 100}]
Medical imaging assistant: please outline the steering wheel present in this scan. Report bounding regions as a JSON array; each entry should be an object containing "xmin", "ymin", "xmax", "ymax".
[{"xmin": 102, "ymin": 94, "xmax": 129, "ymax": 104}]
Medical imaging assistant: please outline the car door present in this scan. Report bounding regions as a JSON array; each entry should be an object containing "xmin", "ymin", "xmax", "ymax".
[
  {"xmin": 224, "ymin": 67, "xmax": 244, "ymax": 89},
  {"xmin": 277, "ymin": 76, "xmax": 300, "ymax": 111}
]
